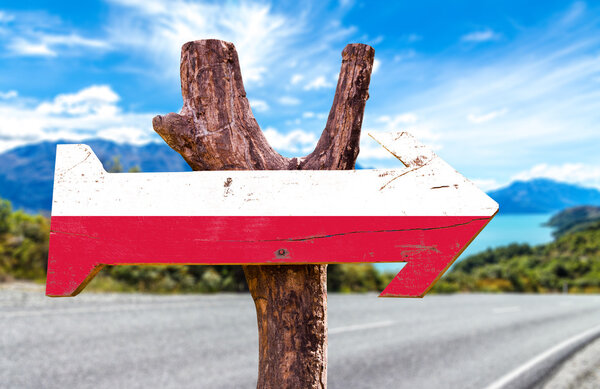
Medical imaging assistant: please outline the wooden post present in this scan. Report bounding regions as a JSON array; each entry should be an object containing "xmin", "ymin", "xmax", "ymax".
[{"xmin": 153, "ymin": 39, "xmax": 374, "ymax": 388}]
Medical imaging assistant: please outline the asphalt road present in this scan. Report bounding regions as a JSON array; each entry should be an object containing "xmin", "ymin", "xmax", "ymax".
[{"xmin": 2, "ymin": 289, "xmax": 600, "ymax": 389}]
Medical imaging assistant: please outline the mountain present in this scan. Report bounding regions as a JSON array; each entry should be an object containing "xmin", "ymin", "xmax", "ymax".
[
  {"xmin": 488, "ymin": 178, "xmax": 600, "ymax": 214},
  {"xmin": 0, "ymin": 139, "xmax": 191, "ymax": 213}
]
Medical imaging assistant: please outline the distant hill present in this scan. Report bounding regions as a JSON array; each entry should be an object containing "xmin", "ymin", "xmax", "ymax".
[
  {"xmin": 488, "ymin": 178, "xmax": 600, "ymax": 214},
  {"xmin": 545, "ymin": 205, "xmax": 600, "ymax": 237},
  {"xmin": 0, "ymin": 139, "xmax": 191, "ymax": 213}
]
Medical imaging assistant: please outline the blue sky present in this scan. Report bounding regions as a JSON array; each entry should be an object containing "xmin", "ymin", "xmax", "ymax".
[{"xmin": 0, "ymin": 0, "xmax": 599, "ymax": 190}]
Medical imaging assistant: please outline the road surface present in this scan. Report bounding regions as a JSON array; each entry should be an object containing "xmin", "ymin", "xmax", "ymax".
[{"xmin": 2, "ymin": 289, "xmax": 600, "ymax": 388}]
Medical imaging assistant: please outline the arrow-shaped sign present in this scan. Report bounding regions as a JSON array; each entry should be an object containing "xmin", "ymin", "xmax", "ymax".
[{"xmin": 46, "ymin": 132, "xmax": 498, "ymax": 298}]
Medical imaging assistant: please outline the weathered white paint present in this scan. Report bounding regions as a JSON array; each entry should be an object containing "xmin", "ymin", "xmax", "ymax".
[{"xmin": 51, "ymin": 132, "xmax": 498, "ymax": 217}]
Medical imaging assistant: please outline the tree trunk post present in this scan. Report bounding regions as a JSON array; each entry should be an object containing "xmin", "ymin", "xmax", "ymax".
[{"xmin": 153, "ymin": 39, "xmax": 374, "ymax": 388}]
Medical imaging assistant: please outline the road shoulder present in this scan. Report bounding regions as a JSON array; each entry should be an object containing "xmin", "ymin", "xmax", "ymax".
[{"xmin": 542, "ymin": 336, "xmax": 600, "ymax": 389}]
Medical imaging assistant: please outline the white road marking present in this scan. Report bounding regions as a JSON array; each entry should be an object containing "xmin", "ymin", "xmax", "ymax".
[
  {"xmin": 483, "ymin": 323, "xmax": 600, "ymax": 389},
  {"xmin": 492, "ymin": 306, "xmax": 521, "ymax": 314},
  {"xmin": 329, "ymin": 320, "xmax": 395, "ymax": 335}
]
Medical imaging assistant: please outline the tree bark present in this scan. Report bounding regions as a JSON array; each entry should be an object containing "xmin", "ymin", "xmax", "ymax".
[{"xmin": 153, "ymin": 39, "xmax": 374, "ymax": 389}]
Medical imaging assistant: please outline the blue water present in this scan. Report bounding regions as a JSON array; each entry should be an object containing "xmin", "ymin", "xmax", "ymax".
[{"xmin": 375, "ymin": 213, "xmax": 555, "ymax": 273}]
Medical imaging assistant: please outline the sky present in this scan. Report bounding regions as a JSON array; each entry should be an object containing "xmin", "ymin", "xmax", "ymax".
[{"xmin": 0, "ymin": 0, "xmax": 599, "ymax": 190}]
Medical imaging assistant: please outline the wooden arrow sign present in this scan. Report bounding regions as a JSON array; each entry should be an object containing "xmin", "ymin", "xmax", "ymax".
[{"xmin": 46, "ymin": 131, "xmax": 498, "ymax": 298}]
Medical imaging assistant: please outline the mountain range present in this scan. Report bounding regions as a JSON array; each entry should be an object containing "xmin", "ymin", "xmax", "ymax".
[
  {"xmin": 0, "ymin": 139, "xmax": 191, "ymax": 213},
  {"xmin": 1, "ymin": 139, "xmax": 599, "ymax": 214}
]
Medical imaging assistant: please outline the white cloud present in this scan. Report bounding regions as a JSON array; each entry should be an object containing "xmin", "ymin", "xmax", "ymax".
[
  {"xmin": 96, "ymin": 126, "xmax": 152, "ymax": 145},
  {"xmin": 263, "ymin": 127, "xmax": 317, "ymax": 154},
  {"xmin": 303, "ymin": 75, "xmax": 334, "ymax": 90},
  {"xmin": 0, "ymin": 11, "xmax": 14, "ymax": 23},
  {"xmin": 471, "ymin": 178, "xmax": 502, "ymax": 192},
  {"xmin": 249, "ymin": 99, "xmax": 269, "ymax": 113},
  {"xmin": 0, "ymin": 85, "xmax": 156, "ymax": 153},
  {"xmin": 467, "ymin": 108, "xmax": 507, "ymax": 124},
  {"xmin": 290, "ymin": 74, "xmax": 304, "ymax": 85},
  {"xmin": 301, "ymin": 111, "xmax": 327, "ymax": 120},
  {"xmin": 512, "ymin": 163, "xmax": 600, "ymax": 189},
  {"xmin": 278, "ymin": 96, "xmax": 301, "ymax": 106},
  {"xmin": 377, "ymin": 113, "xmax": 418, "ymax": 126},
  {"xmin": 393, "ymin": 49, "xmax": 416, "ymax": 62},
  {"xmin": 0, "ymin": 90, "xmax": 18, "ymax": 99},
  {"xmin": 8, "ymin": 39, "xmax": 56, "ymax": 56},
  {"xmin": 107, "ymin": 0, "xmax": 301, "ymax": 83},
  {"xmin": 372, "ymin": 58, "xmax": 381, "ymax": 74},
  {"xmin": 7, "ymin": 34, "xmax": 108, "ymax": 57},
  {"xmin": 37, "ymin": 85, "xmax": 119, "ymax": 115},
  {"xmin": 461, "ymin": 29, "xmax": 501, "ymax": 43},
  {"xmin": 284, "ymin": 118, "xmax": 302, "ymax": 126}
]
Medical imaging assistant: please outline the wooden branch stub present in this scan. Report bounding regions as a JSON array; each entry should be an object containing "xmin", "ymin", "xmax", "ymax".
[
  {"xmin": 153, "ymin": 39, "xmax": 374, "ymax": 171},
  {"xmin": 300, "ymin": 44, "xmax": 374, "ymax": 170},
  {"xmin": 152, "ymin": 39, "xmax": 374, "ymax": 389},
  {"xmin": 153, "ymin": 39, "xmax": 287, "ymax": 171}
]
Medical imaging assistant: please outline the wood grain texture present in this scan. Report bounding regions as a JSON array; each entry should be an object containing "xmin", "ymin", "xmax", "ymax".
[
  {"xmin": 46, "ymin": 132, "xmax": 498, "ymax": 298},
  {"xmin": 46, "ymin": 215, "xmax": 492, "ymax": 297},
  {"xmin": 152, "ymin": 39, "xmax": 374, "ymax": 389}
]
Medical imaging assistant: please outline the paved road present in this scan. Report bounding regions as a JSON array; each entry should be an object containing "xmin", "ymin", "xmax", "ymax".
[{"xmin": 2, "ymin": 290, "xmax": 600, "ymax": 388}]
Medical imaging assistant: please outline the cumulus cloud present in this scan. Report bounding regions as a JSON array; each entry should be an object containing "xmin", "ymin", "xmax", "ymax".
[
  {"xmin": 0, "ymin": 91, "xmax": 18, "ymax": 99},
  {"xmin": 278, "ymin": 96, "xmax": 301, "ymax": 106},
  {"xmin": 262, "ymin": 127, "xmax": 317, "ymax": 154},
  {"xmin": 290, "ymin": 74, "xmax": 304, "ymax": 85},
  {"xmin": 249, "ymin": 99, "xmax": 269, "ymax": 113},
  {"xmin": 512, "ymin": 163, "xmax": 600, "ymax": 189},
  {"xmin": 36, "ymin": 85, "xmax": 119, "ymax": 115},
  {"xmin": 303, "ymin": 75, "xmax": 334, "ymax": 90},
  {"xmin": 106, "ymin": 0, "xmax": 302, "ymax": 83},
  {"xmin": 372, "ymin": 58, "xmax": 381, "ymax": 74},
  {"xmin": 0, "ymin": 85, "xmax": 156, "ymax": 152}
]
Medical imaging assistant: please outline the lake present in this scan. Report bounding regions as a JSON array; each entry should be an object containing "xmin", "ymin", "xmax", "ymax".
[{"xmin": 375, "ymin": 213, "xmax": 555, "ymax": 273}]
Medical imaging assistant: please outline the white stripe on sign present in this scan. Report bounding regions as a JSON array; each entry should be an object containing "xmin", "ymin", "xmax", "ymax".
[{"xmin": 51, "ymin": 132, "xmax": 498, "ymax": 217}]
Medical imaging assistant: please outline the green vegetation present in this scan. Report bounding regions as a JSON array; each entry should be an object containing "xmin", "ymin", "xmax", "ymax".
[
  {"xmin": 433, "ymin": 220, "xmax": 600, "ymax": 294},
  {"xmin": 545, "ymin": 205, "xmax": 600, "ymax": 238},
  {"xmin": 0, "ymin": 199, "xmax": 50, "ymax": 282}
]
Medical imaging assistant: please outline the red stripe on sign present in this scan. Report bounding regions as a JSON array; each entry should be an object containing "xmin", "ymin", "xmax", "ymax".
[{"xmin": 47, "ymin": 216, "xmax": 491, "ymax": 297}]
